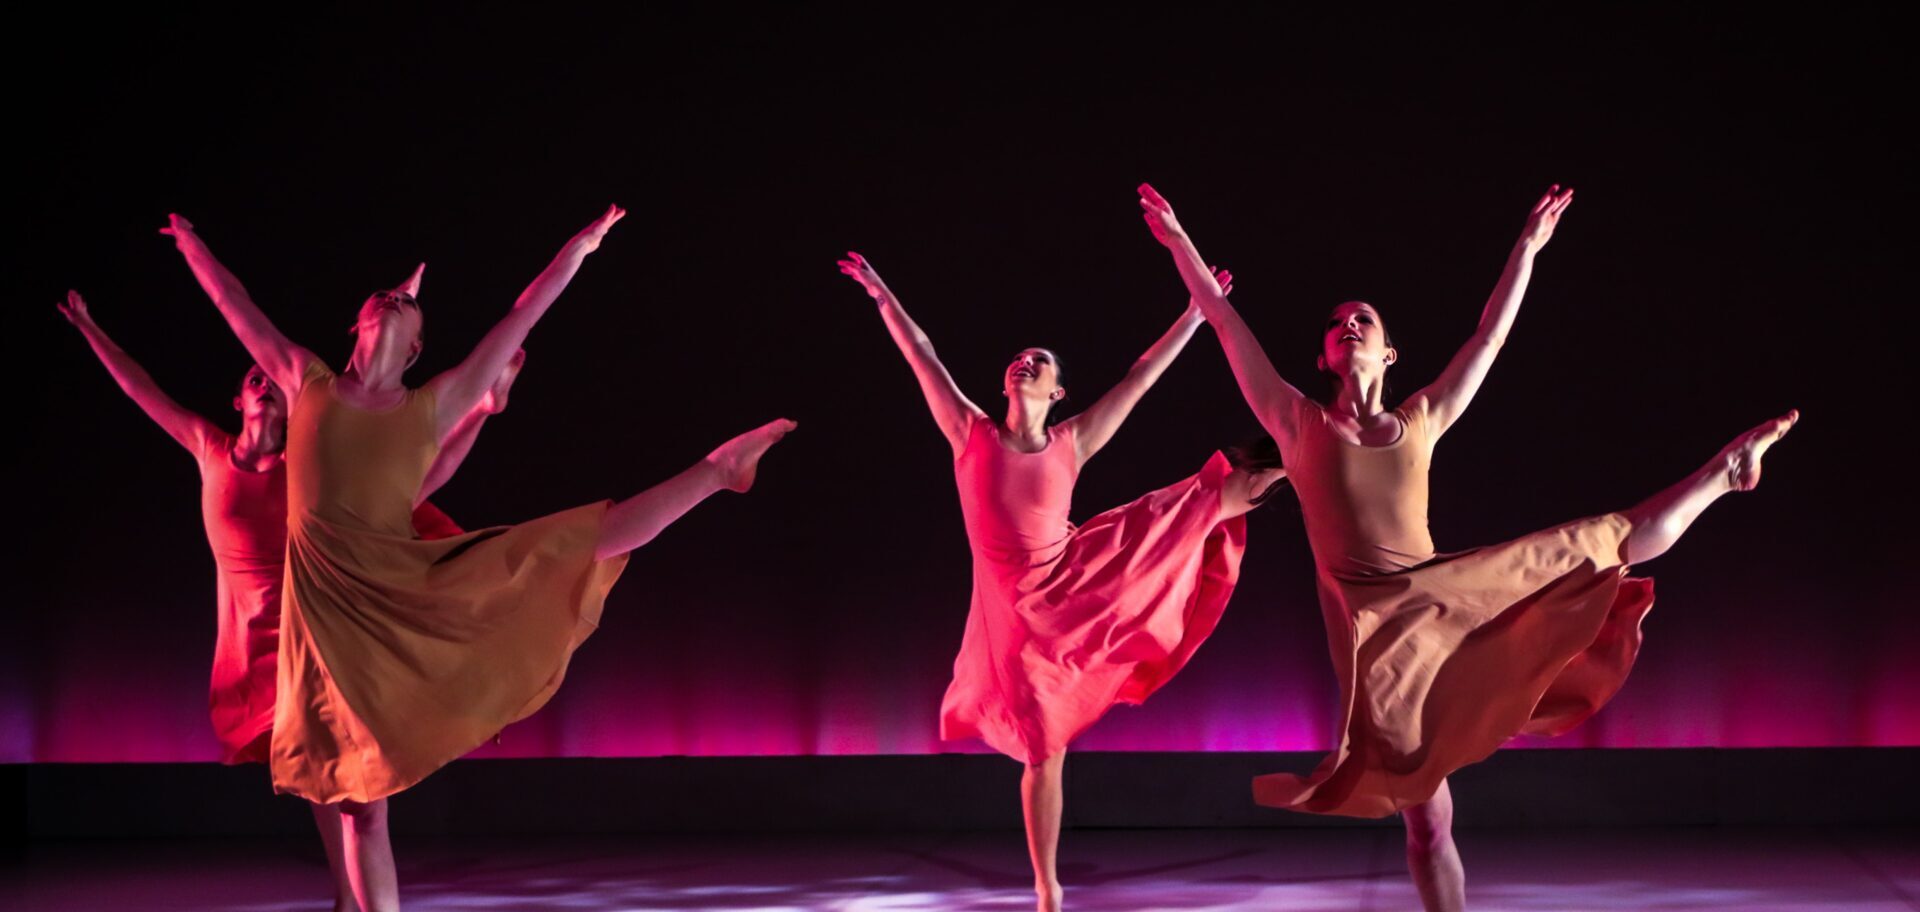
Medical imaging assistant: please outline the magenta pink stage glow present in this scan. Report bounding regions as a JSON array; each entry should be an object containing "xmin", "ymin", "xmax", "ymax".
[{"xmin": 13, "ymin": 539, "xmax": 1916, "ymax": 763}]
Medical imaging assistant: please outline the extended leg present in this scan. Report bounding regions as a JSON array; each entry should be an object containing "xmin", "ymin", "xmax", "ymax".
[
  {"xmin": 1622, "ymin": 411, "xmax": 1797, "ymax": 564},
  {"xmin": 593, "ymin": 419, "xmax": 796, "ymax": 560}
]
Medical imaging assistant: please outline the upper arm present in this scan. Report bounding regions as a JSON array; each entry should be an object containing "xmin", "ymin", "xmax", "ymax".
[
  {"xmin": 912, "ymin": 360, "xmax": 986, "ymax": 457},
  {"xmin": 1406, "ymin": 333, "xmax": 1502, "ymax": 439}
]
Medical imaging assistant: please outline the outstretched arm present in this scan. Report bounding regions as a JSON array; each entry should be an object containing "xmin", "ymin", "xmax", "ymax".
[
  {"xmin": 59, "ymin": 290, "xmax": 216, "ymax": 454},
  {"xmin": 1137, "ymin": 184, "xmax": 1306, "ymax": 445},
  {"xmin": 1066, "ymin": 268, "xmax": 1233, "ymax": 466},
  {"xmin": 416, "ymin": 348, "xmax": 525, "ymax": 506},
  {"xmin": 424, "ymin": 205, "xmax": 623, "ymax": 439},
  {"xmin": 838, "ymin": 251, "xmax": 985, "ymax": 456},
  {"xmin": 160, "ymin": 215, "xmax": 316, "ymax": 395},
  {"xmin": 1407, "ymin": 185, "xmax": 1574, "ymax": 437}
]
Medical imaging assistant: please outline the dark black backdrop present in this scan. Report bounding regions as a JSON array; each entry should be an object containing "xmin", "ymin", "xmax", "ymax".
[{"xmin": 9, "ymin": 8, "xmax": 1910, "ymax": 762}]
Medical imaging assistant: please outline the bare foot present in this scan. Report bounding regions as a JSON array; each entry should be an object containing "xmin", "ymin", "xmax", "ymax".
[
  {"xmin": 1719, "ymin": 409, "xmax": 1798, "ymax": 492},
  {"xmin": 1036, "ymin": 881, "xmax": 1063, "ymax": 912},
  {"xmin": 707, "ymin": 419, "xmax": 798, "ymax": 493}
]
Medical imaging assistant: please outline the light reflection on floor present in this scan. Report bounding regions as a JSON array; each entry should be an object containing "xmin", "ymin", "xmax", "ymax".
[{"xmin": 6, "ymin": 827, "xmax": 1916, "ymax": 910}]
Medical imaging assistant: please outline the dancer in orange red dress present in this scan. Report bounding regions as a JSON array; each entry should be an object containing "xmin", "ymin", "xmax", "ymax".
[
  {"xmin": 60, "ymin": 279, "xmax": 517, "ymax": 912},
  {"xmin": 1139, "ymin": 182, "xmax": 1797, "ymax": 911},
  {"xmin": 839, "ymin": 251, "xmax": 1284, "ymax": 912},
  {"xmin": 163, "ymin": 206, "xmax": 794, "ymax": 912}
]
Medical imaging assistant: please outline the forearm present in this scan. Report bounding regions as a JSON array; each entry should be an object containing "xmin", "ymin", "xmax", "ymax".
[
  {"xmin": 72, "ymin": 321, "xmax": 201, "ymax": 446},
  {"xmin": 419, "ymin": 408, "xmax": 488, "ymax": 504},
  {"xmin": 511, "ymin": 237, "xmax": 593, "ymax": 317},
  {"xmin": 75, "ymin": 322, "xmax": 159, "ymax": 398},
  {"xmin": 172, "ymin": 236, "xmax": 299, "ymax": 380},
  {"xmin": 1123, "ymin": 309, "xmax": 1204, "ymax": 390},
  {"xmin": 1474, "ymin": 240, "xmax": 1538, "ymax": 346},
  {"xmin": 1159, "ymin": 230, "xmax": 1230, "ymax": 319}
]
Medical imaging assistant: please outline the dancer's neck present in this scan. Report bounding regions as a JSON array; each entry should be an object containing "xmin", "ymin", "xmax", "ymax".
[
  {"xmin": 1329, "ymin": 369, "xmax": 1389, "ymax": 420},
  {"xmin": 232, "ymin": 415, "xmax": 285, "ymax": 468},
  {"xmin": 1001, "ymin": 397, "xmax": 1053, "ymax": 449}
]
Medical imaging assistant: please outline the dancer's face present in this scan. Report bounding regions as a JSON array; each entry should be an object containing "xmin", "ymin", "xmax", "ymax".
[
  {"xmin": 1319, "ymin": 301, "xmax": 1396, "ymax": 375},
  {"xmin": 354, "ymin": 289, "xmax": 424, "ymax": 359},
  {"xmin": 233, "ymin": 365, "xmax": 286, "ymax": 425},
  {"xmin": 1004, "ymin": 348, "xmax": 1065, "ymax": 404}
]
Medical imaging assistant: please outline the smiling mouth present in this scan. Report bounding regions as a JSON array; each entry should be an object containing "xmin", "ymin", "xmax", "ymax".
[{"xmin": 1339, "ymin": 333, "xmax": 1361, "ymax": 344}]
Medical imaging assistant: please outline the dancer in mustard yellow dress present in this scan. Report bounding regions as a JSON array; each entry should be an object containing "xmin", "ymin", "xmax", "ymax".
[
  {"xmin": 60, "ymin": 277, "xmax": 518, "ymax": 912},
  {"xmin": 165, "ymin": 206, "xmax": 794, "ymax": 912}
]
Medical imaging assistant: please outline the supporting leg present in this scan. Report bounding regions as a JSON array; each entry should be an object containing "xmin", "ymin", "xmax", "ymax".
[
  {"xmin": 1022, "ymin": 753, "xmax": 1067, "ymax": 912},
  {"xmin": 1402, "ymin": 779, "xmax": 1466, "ymax": 912},
  {"xmin": 339, "ymin": 798, "xmax": 399, "ymax": 912},
  {"xmin": 308, "ymin": 800, "xmax": 359, "ymax": 912}
]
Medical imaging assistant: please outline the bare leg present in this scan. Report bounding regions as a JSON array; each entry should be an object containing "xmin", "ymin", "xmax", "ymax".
[
  {"xmin": 1403, "ymin": 779, "xmax": 1466, "ymax": 912},
  {"xmin": 593, "ymin": 419, "xmax": 796, "ymax": 560},
  {"xmin": 340, "ymin": 799, "xmax": 399, "ymax": 912},
  {"xmin": 309, "ymin": 801, "xmax": 359, "ymax": 912},
  {"xmin": 1220, "ymin": 467, "xmax": 1288, "ymax": 521},
  {"xmin": 1622, "ymin": 410, "xmax": 1797, "ymax": 564},
  {"xmin": 1022, "ymin": 753, "xmax": 1066, "ymax": 912}
]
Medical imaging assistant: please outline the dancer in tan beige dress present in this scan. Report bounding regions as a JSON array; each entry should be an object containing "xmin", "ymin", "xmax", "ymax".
[{"xmin": 1139, "ymin": 183, "xmax": 1797, "ymax": 911}]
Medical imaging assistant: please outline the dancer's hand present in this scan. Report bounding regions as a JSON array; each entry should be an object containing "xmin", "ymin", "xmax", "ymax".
[
  {"xmin": 1138, "ymin": 183, "xmax": 1189, "ymax": 248},
  {"xmin": 571, "ymin": 205, "xmax": 626, "ymax": 254},
  {"xmin": 158, "ymin": 213, "xmax": 202, "ymax": 249},
  {"xmin": 1520, "ymin": 185, "xmax": 1574, "ymax": 250},
  {"xmin": 482, "ymin": 348, "xmax": 526, "ymax": 414},
  {"xmin": 837, "ymin": 251, "xmax": 893, "ymax": 302},
  {"xmin": 57, "ymin": 290, "xmax": 97, "ymax": 330}
]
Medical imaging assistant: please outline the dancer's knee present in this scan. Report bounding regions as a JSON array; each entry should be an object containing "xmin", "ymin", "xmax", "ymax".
[{"xmin": 339, "ymin": 798, "xmax": 388, "ymax": 830}]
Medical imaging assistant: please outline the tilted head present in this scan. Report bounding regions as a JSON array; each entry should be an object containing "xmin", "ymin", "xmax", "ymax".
[
  {"xmin": 232, "ymin": 365, "xmax": 286, "ymax": 428},
  {"xmin": 351, "ymin": 263, "xmax": 428, "ymax": 368},
  {"xmin": 1003, "ymin": 347, "xmax": 1067, "ymax": 411},
  {"xmin": 1316, "ymin": 300, "xmax": 1397, "ymax": 379}
]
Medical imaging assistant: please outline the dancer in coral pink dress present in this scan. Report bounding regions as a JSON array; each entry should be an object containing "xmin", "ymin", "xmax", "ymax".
[
  {"xmin": 839, "ymin": 251, "xmax": 1284, "ymax": 912},
  {"xmin": 1140, "ymin": 182, "xmax": 1797, "ymax": 911},
  {"xmin": 60, "ymin": 278, "xmax": 515, "ymax": 912}
]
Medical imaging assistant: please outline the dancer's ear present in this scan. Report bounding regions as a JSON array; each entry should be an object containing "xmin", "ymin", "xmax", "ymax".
[
  {"xmin": 233, "ymin": 395, "xmax": 244, "ymax": 412},
  {"xmin": 1050, "ymin": 387, "xmax": 1066, "ymax": 402},
  {"xmin": 405, "ymin": 340, "xmax": 422, "ymax": 371},
  {"xmin": 1383, "ymin": 347, "xmax": 1397, "ymax": 367},
  {"xmin": 1315, "ymin": 355, "xmax": 1328, "ymax": 374}
]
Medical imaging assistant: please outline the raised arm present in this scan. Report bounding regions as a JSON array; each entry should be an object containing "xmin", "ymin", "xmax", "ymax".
[
  {"xmin": 1137, "ymin": 184, "xmax": 1307, "ymax": 445},
  {"xmin": 1406, "ymin": 185, "xmax": 1573, "ymax": 438},
  {"xmin": 424, "ymin": 205, "xmax": 623, "ymax": 439},
  {"xmin": 838, "ymin": 251, "xmax": 985, "ymax": 456},
  {"xmin": 161, "ymin": 215, "xmax": 316, "ymax": 395},
  {"xmin": 58, "ymin": 290, "xmax": 215, "ymax": 454},
  {"xmin": 416, "ymin": 348, "xmax": 524, "ymax": 506},
  {"xmin": 1065, "ymin": 268, "xmax": 1233, "ymax": 466}
]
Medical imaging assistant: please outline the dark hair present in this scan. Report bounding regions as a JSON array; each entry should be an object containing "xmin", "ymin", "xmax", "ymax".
[
  {"xmin": 1318, "ymin": 301, "xmax": 1395, "ymax": 398},
  {"xmin": 1225, "ymin": 435, "xmax": 1290, "ymax": 506}
]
